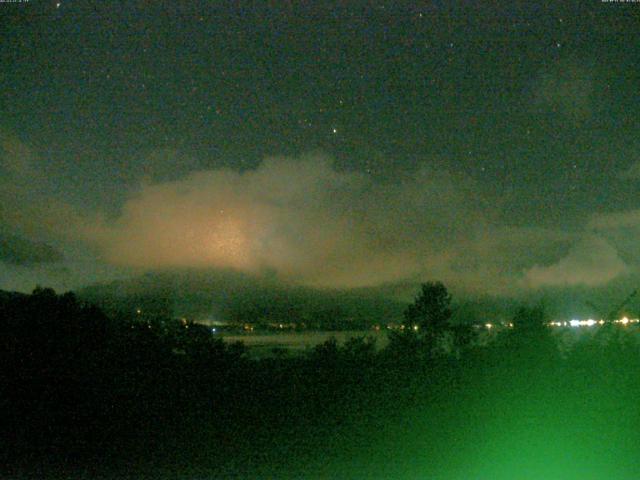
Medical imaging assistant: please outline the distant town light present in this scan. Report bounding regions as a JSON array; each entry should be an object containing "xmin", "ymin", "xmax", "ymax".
[{"xmin": 548, "ymin": 317, "xmax": 640, "ymax": 327}]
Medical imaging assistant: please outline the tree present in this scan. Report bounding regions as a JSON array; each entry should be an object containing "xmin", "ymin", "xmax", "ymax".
[
  {"xmin": 502, "ymin": 304, "xmax": 558, "ymax": 366},
  {"xmin": 387, "ymin": 282, "xmax": 477, "ymax": 359},
  {"xmin": 403, "ymin": 281, "xmax": 452, "ymax": 334},
  {"xmin": 385, "ymin": 282, "xmax": 454, "ymax": 359},
  {"xmin": 511, "ymin": 305, "xmax": 546, "ymax": 334}
]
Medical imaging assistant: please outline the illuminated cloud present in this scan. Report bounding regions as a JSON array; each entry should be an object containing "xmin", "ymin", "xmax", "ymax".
[
  {"xmin": 86, "ymin": 154, "xmax": 487, "ymax": 288},
  {"xmin": 524, "ymin": 236, "xmax": 627, "ymax": 287},
  {"xmin": 444, "ymin": 226, "xmax": 573, "ymax": 293},
  {"xmin": 3, "ymin": 131, "xmax": 636, "ymax": 294}
]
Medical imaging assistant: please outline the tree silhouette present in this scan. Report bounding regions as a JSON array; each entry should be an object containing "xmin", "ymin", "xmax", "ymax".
[
  {"xmin": 511, "ymin": 305, "xmax": 547, "ymax": 334},
  {"xmin": 403, "ymin": 281, "xmax": 452, "ymax": 334},
  {"xmin": 500, "ymin": 304, "xmax": 558, "ymax": 367},
  {"xmin": 386, "ymin": 281, "xmax": 455, "ymax": 359}
]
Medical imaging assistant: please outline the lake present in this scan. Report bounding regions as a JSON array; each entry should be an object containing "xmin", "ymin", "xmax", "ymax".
[{"xmin": 218, "ymin": 330, "xmax": 389, "ymax": 357}]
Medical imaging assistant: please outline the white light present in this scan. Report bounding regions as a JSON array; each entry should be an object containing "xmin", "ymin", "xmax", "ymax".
[
  {"xmin": 570, "ymin": 319, "xmax": 580, "ymax": 327},
  {"xmin": 485, "ymin": 323, "xmax": 493, "ymax": 329}
]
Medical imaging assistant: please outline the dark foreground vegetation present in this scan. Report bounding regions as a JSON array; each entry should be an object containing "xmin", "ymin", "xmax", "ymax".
[{"xmin": 2, "ymin": 284, "xmax": 640, "ymax": 479}]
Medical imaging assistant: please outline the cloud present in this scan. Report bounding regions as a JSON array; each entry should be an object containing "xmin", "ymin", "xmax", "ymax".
[
  {"xmin": 523, "ymin": 236, "xmax": 627, "ymax": 288},
  {"xmin": 87, "ymin": 153, "xmax": 623, "ymax": 294},
  {"xmin": 532, "ymin": 61, "xmax": 593, "ymax": 123},
  {"xmin": 586, "ymin": 208, "xmax": 640, "ymax": 271},
  {"xmin": 443, "ymin": 226, "xmax": 573, "ymax": 293},
  {"xmin": 619, "ymin": 161, "xmax": 640, "ymax": 180},
  {"xmin": 86, "ymin": 154, "xmax": 489, "ymax": 288},
  {"xmin": 0, "ymin": 131, "xmax": 84, "ymax": 239},
  {"xmin": 0, "ymin": 131, "xmax": 37, "ymax": 179},
  {"xmin": 0, "ymin": 233, "xmax": 63, "ymax": 266},
  {"xmin": 589, "ymin": 209, "xmax": 640, "ymax": 231},
  {"xmin": 5, "ymin": 132, "xmax": 634, "ymax": 296}
]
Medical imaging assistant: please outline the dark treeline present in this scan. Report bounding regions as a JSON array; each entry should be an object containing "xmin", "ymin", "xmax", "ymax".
[{"xmin": 2, "ymin": 284, "xmax": 640, "ymax": 479}]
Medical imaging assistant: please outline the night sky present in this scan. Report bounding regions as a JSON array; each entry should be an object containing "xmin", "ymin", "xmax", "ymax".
[{"xmin": 1, "ymin": 1, "xmax": 640, "ymax": 306}]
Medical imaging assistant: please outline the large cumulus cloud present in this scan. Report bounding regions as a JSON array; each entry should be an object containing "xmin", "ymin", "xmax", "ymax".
[
  {"xmin": 86, "ymin": 154, "xmax": 487, "ymax": 288},
  {"xmin": 4, "ymin": 129, "xmax": 638, "ymax": 295}
]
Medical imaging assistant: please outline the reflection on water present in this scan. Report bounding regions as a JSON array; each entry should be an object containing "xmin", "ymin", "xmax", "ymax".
[{"xmin": 219, "ymin": 330, "xmax": 389, "ymax": 355}]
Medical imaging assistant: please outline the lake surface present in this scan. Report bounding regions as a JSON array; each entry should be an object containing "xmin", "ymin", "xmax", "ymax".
[
  {"xmin": 217, "ymin": 324, "xmax": 640, "ymax": 358},
  {"xmin": 218, "ymin": 330, "xmax": 389, "ymax": 356}
]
